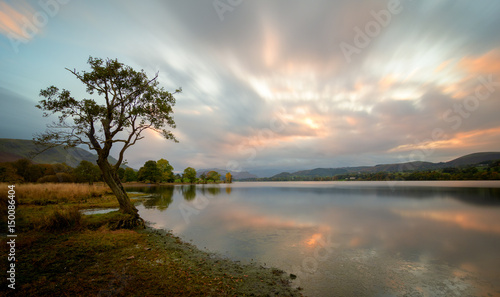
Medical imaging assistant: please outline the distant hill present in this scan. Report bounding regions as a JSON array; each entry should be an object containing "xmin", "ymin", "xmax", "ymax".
[
  {"xmin": 265, "ymin": 152, "xmax": 500, "ymax": 179},
  {"xmin": 444, "ymin": 152, "xmax": 500, "ymax": 167},
  {"xmin": 0, "ymin": 138, "xmax": 125, "ymax": 168},
  {"xmin": 196, "ymin": 168, "xmax": 258, "ymax": 180}
]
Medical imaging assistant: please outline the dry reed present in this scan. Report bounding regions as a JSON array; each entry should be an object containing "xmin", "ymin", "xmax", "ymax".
[{"xmin": 0, "ymin": 183, "xmax": 112, "ymax": 205}]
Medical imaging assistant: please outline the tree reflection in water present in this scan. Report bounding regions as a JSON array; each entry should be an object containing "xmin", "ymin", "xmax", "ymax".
[
  {"xmin": 141, "ymin": 186, "xmax": 174, "ymax": 211},
  {"xmin": 181, "ymin": 185, "xmax": 196, "ymax": 201},
  {"xmin": 130, "ymin": 184, "xmax": 232, "ymax": 212}
]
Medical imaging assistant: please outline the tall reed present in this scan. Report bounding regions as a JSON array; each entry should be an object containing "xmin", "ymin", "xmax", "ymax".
[{"xmin": 0, "ymin": 183, "xmax": 112, "ymax": 205}]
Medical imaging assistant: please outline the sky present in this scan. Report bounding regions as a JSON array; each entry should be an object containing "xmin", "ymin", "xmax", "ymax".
[{"xmin": 1, "ymin": 0, "xmax": 500, "ymax": 176}]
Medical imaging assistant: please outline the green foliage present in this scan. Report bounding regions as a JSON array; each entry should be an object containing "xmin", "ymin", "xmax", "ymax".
[
  {"xmin": 0, "ymin": 162, "xmax": 23, "ymax": 183},
  {"xmin": 199, "ymin": 173, "xmax": 207, "ymax": 183},
  {"xmin": 138, "ymin": 160, "xmax": 162, "ymax": 183},
  {"xmin": 35, "ymin": 56, "xmax": 181, "ymax": 214},
  {"xmin": 117, "ymin": 167, "xmax": 125, "ymax": 180},
  {"xmin": 182, "ymin": 167, "xmax": 197, "ymax": 184},
  {"xmin": 123, "ymin": 167, "xmax": 137, "ymax": 182},
  {"xmin": 248, "ymin": 166, "xmax": 500, "ymax": 181},
  {"xmin": 157, "ymin": 158, "xmax": 174, "ymax": 182},
  {"xmin": 206, "ymin": 171, "xmax": 221, "ymax": 183},
  {"xmin": 35, "ymin": 57, "xmax": 181, "ymax": 154},
  {"xmin": 74, "ymin": 160, "xmax": 101, "ymax": 184}
]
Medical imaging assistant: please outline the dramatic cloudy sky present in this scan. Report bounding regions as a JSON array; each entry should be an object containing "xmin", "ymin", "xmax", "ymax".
[{"xmin": 1, "ymin": 0, "xmax": 500, "ymax": 175}]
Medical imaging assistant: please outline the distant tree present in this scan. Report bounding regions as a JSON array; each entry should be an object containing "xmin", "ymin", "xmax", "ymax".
[
  {"xmin": 12, "ymin": 158, "xmax": 31, "ymax": 182},
  {"xmin": 157, "ymin": 158, "xmax": 174, "ymax": 183},
  {"xmin": 0, "ymin": 163, "xmax": 23, "ymax": 183},
  {"xmin": 199, "ymin": 173, "xmax": 207, "ymax": 184},
  {"xmin": 206, "ymin": 171, "xmax": 221, "ymax": 183},
  {"xmin": 74, "ymin": 160, "xmax": 101, "ymax": 184},
  {"xmin": 182, "ymin": 167, "xmax": 197, "ymax": 184},
  {"xmin": 225, "ymin": 172, "xmax": 232, "ymax": 183},
  {"xmin": 25, "ymin": 164, "xmax": 45, "ymax": 183},
  {"xmin": 35, "ymin": 57, "xmax": 180, "ymax": 218},
  {"xmin": 123, "ymin": 167, "xmax": 137, "ymax": 182},
  {"xmin": 138, "ymin": 160, "xmax": 162, "ymax": 183},
  {"xmin": 51, "ymin": 163, "xmax": 73, "ymax": 174},
  {"xmin": 117, "ymin": 167, "xmax": 125, "ymax": 181}
]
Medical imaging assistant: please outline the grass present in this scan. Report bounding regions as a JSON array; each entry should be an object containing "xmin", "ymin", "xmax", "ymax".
[
  {"xmin": 0, "ymin": 183, "xmax": 146, "ymax": 232},
  {"xmin": 0, "ymin": 183, "xmax": 301, "ymax": 296},
  {"xmin": 38, "ymin": 207, "xmax": 83, "ymax": 232},
  {"xmin": 0, "ymin": 182, "xmax": 111, "ymax": 205}
]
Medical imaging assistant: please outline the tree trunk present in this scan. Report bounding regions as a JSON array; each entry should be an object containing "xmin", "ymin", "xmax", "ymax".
[{"xmin": 97, "ymin": 158, "xmax": 138, "ymax": 216}]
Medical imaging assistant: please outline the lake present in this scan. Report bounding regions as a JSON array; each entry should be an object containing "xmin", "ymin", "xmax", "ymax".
[{"xmin": 126, "ymin": 181, "xmax": 500, "ymax": 296}]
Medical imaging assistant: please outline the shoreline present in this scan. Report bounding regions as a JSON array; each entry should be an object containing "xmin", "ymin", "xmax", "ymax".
[
  {"xmin": 0, "ymin": 182, "xmax": 302, "ymax": 296},
  {"xmin": 1, "ymin": 219, "xmax": 302, "ymax": 296}
]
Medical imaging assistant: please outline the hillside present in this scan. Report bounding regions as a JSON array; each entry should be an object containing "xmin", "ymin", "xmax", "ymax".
[
  {"xmin": 266, "ymin": 152, "xmax": 500, "ymax": 179},
  {"xmin": 0, "ymin": 138, "xmax": 123, "ymax": 168},
  {"xmin": 444, "ymin": 152, "xmax": 500, "ymax": 167}
]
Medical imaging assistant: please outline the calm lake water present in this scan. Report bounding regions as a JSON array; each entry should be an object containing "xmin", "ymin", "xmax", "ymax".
[{"xmin": 127, "ymin": 181, "xmax": 500, "ymax": 297}]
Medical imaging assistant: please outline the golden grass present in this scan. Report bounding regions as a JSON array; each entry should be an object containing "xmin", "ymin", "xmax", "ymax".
[
  {"xmin": 39, "ymin": 207, "xmax": 83, "ymax": 231},
  {"xmin": 0, "ymin": 182, "xmax": 112, "ymax": 205}
]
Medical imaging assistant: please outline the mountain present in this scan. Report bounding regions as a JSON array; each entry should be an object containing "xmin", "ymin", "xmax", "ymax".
[
  {"xmin": 265, "ymin": 152, "xmax": 500, "ymax": 179},
  {"xmin": 0, "ymin": 138, "xmax": 125, "ymax": 168},
  {"xmin": 444, "ymin": 152, "xmax": 500, "ymax": 167},
  {"xmin": 196, "ymin": 168, "xmax": 258, "ymax": 180}
]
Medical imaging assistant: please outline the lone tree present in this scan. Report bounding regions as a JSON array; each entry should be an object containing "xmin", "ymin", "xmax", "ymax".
[{"xmin": 35, "ymin": 57, "xmax": 180, "ymax": 221}]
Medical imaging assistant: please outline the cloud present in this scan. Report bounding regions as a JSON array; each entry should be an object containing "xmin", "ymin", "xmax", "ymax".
[
  {"xmin": 0, "ymin": 1, "xmax": 35, "ymax": 39},
  {"xmin": 2, "ymin": 0, "xmax": 500, "ymax": 172}
]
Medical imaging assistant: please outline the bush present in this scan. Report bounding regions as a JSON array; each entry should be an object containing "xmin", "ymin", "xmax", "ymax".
[
  {"xmin": 39, "ymin": 207, "xmax": 82, "ymax": 231},
  {"xmin": 37, "ymin": 175, "xmax": 59, "ymax": 183}
]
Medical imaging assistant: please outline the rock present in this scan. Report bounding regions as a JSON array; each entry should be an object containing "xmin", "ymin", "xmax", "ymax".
[
  {"xmin": 127, "ymin": 256, "xmax": 135, "ymax": 260},
  {"xmin": 289, "ymin": 274, "xmax": 297, "ymax": 279}
]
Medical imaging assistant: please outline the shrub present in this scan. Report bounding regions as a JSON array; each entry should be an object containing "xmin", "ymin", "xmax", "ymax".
[{"xmin": 39, "ymin": 207, "xmax": 82, "ymax": 231}]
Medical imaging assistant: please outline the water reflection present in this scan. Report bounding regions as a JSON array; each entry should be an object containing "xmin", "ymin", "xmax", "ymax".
[
  {"xmin": 127, "ymin": 181, "xmax": 500, "ymax": 296},
  {"xmin": 181, "ymin": 185, "xmax": 196, "ymax": 201},
  {"xmin": 132, "ymin": 186, "xmax": 174, "ymax": 211}
]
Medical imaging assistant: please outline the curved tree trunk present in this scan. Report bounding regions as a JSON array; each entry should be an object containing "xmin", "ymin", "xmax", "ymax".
[{"xmin": 97, "ymin": 158, "xmax": 138, "ymax": 215}]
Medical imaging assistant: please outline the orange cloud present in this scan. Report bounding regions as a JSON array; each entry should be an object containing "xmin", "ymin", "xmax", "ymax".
[
  {"xmin": 459, "ymin": 49, "xmax": 500, "ymax": 75},
  {"xmin": 389, "ymin": 126, "xmax": 500, "ymax": 153},
  {"xmin": 379, "ymin": 75, "xmax": 397, "ymax": 90},
  {"xmin": 262, "ymin": 21, "xmax": 280, "ymax": 68},
  {"xmin": 434, "ymin": 60, "xmax": 451, "ymax": 73},
  {"xmin": 0, "ymin": 1, "xmax": 36, "ymax": 39}
]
